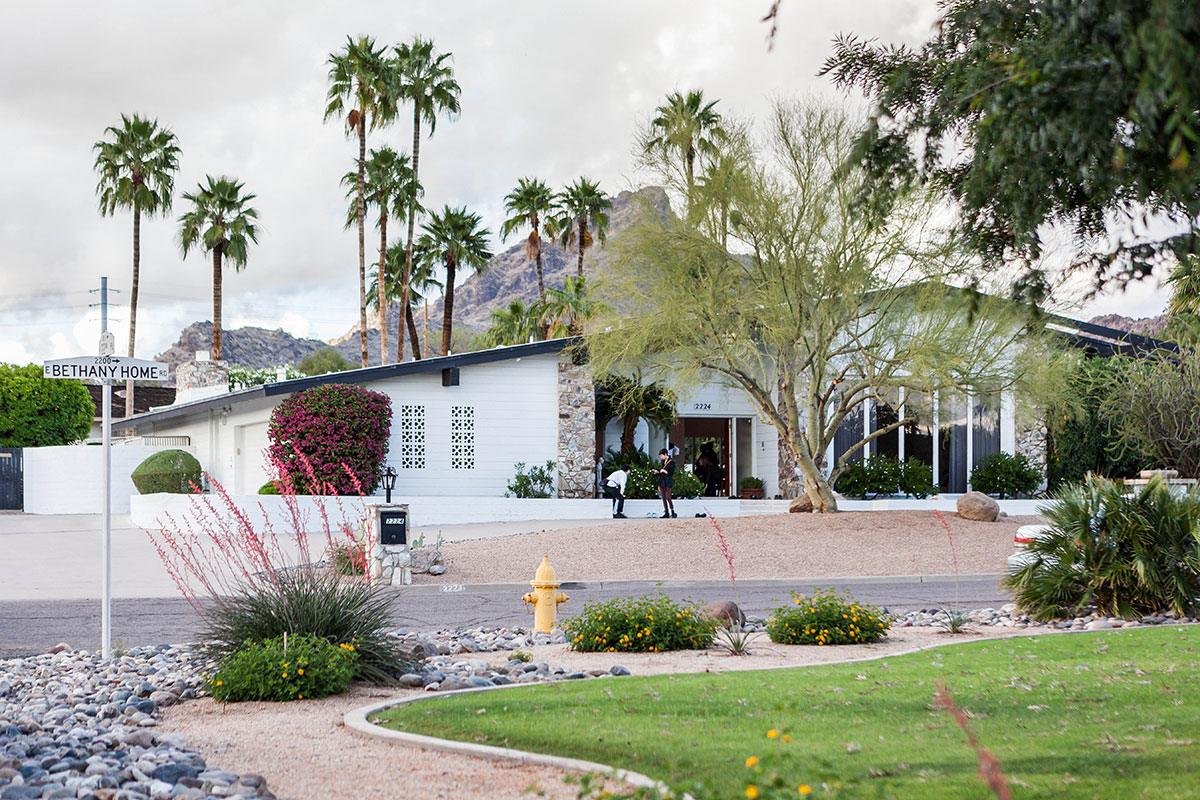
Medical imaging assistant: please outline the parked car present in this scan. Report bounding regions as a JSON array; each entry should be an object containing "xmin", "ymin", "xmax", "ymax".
[{"xmin": 1006, "ymin": 524, "xmax": 1052, "ymax": 572}]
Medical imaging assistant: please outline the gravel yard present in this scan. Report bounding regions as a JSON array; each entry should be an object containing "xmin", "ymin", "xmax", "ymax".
[{"xmin": 418, "ymin": 510, "xmax": 1043, "ymax": 584}]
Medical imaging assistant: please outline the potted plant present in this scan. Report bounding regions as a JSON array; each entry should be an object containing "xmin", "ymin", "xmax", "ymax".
[{"xmin": 739, "ymin": 476, "xmax": 765, "ymax": 499}]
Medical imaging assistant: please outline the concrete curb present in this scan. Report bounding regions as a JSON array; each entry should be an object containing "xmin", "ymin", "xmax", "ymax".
[
  {"xmin": 390, "ymin": 573, "xmax": 1006, "ymax": 596},
  {"xmin": 343, "ymin": 683, "xmax": 670, "ymax": 794}
]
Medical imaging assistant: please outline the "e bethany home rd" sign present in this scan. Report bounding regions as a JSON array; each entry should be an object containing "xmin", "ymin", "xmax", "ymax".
[{"xmin": 43, "ymin": 355, "xmax": 169, "ymax": 382}]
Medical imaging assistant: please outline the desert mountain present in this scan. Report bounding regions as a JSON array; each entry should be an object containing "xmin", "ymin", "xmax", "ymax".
[
  {"xmin": 1087, "ymin": 313, "xmax": 1169, "ymax": 339},
  {"xmin": 157, "ymin": 187, "xmax": 672, "ymax": 371}
]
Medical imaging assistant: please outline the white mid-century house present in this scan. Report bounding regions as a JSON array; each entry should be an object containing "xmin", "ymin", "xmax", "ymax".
[{"xmin": 103, "ymin": 313, "xmax": 1164, "ymax": 505}]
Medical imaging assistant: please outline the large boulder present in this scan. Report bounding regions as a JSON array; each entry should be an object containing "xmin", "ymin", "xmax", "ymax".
[
  {"xmin": 956, "ymin": 491, "xmax": 1000, "ymax": 522},
  {"xmin": 130, "ymin": 449, "xmax": 202, "ymax": 494},
  {"xmin": 788, "ymin": 494, "xmax": 814, "ymax": 513},
  {"xmin": 699, "ymin": 600, "xmax": 746, "ymax": 629}
]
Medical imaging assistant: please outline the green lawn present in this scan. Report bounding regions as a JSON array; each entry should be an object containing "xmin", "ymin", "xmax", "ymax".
[{"xmin": 374, "ymin": 626, "xmax": 1200, "ymax": 799}]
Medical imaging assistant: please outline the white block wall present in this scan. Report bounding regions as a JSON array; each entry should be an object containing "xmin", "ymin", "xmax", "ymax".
[{"xmin": 23, "ymin": 445, "xmax": 200, "ymax": 514}]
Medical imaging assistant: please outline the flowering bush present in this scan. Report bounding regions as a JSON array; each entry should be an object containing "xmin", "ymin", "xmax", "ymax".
[
  {"xmin": 267, "ymin": 383, "xmax": 391, "ymax": 495},
  {"xmin": 208, "ymin": 633, "xmax": 357, "ymax": 702},
  {"xmin": 564, "ymin": 592, "xmax": 717, "ymax": 653},
  {"xmin": 624, "ymin": 466, "xmax": 705, "ymax": 499},
  {"xmin": 767, "ymin": 589, "xmax": 890, "ymax": 646}
]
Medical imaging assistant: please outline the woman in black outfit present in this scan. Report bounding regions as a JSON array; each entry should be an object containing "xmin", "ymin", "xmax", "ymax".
[{"xmin": 656, "ymin": 447, "xmax": 677, "ymax": 518}]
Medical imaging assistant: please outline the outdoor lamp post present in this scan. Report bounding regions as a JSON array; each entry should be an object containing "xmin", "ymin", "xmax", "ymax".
[{"xmin": 382, "ymin": 465, "xmax": 397, "ymax": 504}]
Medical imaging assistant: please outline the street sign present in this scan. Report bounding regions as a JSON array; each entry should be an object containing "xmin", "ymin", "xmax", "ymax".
[{"xmin": 43, "ymin": 355, "xmax": 169, "ymax": 382}]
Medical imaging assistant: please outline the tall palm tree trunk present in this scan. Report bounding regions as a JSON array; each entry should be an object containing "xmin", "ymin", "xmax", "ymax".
[
  {"xmin": 400, "ymin": 108, "xmax": 422, "ymax": 362},
  {"xmin": 212, "ymin": 248, "xmax": 223, "ymax": 361},
  {"xmin": 126, "ymin": 203, "xmax": 141, "ymax": 418},
  {"xmin": 441, "ymin": 258, "xmax": 456, "ymax": 356},
  {"xmin": 356, "ymin": 113, "xmax": 368, "ymax": 367},
  {"xmin": 378, "ymin": 210, "xmax": 389, "ymax": 365},
  {"xmin": 533, "ymin": 218, "xmax": 545, "ymax": 303},
  {"xmin": 406, "ymin": 305, "xmax": 422, "ymax": 360},
  {"xmin": 577, "ymin": 219, "xmax": 586, "ymax": 278}
]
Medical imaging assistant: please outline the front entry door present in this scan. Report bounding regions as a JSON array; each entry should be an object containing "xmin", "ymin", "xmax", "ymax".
[{"xmin": 672, "ymin": 417, "xmax": 731, "ymax": 496}]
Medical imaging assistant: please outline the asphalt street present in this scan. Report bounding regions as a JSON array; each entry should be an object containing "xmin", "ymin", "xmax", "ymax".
[{"xmin": 0, "ymin": 575, "xmax": 1007, "ymax": 659}]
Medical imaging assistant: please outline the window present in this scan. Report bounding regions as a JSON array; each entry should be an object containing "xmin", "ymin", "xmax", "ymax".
[
  {"xmin": 399, "ymin": 405, "xmax": 426, "ymax": 469},
  {"xmin": 450, "ymin": 405, "xmax": 475, "ymax": 469}
]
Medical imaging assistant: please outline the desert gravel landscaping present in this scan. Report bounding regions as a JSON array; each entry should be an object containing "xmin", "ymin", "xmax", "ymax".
[
  {"xmin": 417, "ymin": 510, "xmax": 1043, "ymax": 584},
  {"xmin": 153, "ymin": 510, "xmax": 1046, "ymax": 799}
]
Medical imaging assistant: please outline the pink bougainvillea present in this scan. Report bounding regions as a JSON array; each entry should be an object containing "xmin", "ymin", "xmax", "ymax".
[{"xmin": 267, "ymin": 383, "xmax": 392, "ymax": 495}]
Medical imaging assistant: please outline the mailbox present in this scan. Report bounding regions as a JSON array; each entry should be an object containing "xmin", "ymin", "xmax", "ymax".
[{"xmin": 379, "ymin": 508, "xmax": 408, "ymax": 546}]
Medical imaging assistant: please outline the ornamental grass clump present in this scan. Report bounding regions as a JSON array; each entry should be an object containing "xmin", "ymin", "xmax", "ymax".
[
  {"xmin": 208, "ymin": 633, "xmax": 357, "ymax": 702},
  {"xmin": 564, "ymin": 593, "xmax": 717, "ymax": 653},
  {"xmin": 767, "ymin": 589, "xmax": 890, "ymax": 646}
]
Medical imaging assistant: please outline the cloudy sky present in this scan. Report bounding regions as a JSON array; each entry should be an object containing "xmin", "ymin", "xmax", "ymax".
[{"xmin": 0, "ymin": 0, "xmax": 1172, "ymax": 365}]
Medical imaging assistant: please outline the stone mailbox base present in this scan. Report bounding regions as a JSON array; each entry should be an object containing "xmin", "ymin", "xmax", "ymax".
[{"xmin": 366, "ymin": 503, "xmax": 412, "ymax": 586}]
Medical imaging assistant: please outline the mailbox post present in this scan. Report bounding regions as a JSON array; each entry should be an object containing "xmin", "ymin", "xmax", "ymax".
[{"xmin": 367, "ymin": 503, "xmax": 411, "ymax": 585}]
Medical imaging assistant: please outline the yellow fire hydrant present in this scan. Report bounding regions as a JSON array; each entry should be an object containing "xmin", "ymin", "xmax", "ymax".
[{"xmin": 522, "ymin": 555, "xmax": 569, "ymax": 633}]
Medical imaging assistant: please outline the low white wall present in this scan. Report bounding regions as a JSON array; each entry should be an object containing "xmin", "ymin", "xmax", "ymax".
[
  {"xmin": 24, "ymin": 445, "xmax": 200, "ymax": 515},
  {"xmin": 128, "ymin": 493, "xmax": 1049, "ymax": 535}
]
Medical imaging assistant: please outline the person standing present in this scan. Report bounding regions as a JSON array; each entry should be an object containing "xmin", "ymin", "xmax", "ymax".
[
  {"xmin": 656, "ymin": 447, "xmax": 677, "ymax": 518},
  {"xmin": 602, "ymin": 467, "xmax": 628, "ymax": 518}
]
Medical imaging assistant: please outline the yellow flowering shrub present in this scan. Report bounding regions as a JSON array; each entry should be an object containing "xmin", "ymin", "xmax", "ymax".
[
  {"xmin": 563, "ymin": 592, "xmax": 717, "ymax": 653},
  {"xmin": 208, "ymin": 634, "xmax": 358, "ymax": 702},
  {"xmin": 766, "ymin": 589, "xmax": 890, "ymax": 646}
]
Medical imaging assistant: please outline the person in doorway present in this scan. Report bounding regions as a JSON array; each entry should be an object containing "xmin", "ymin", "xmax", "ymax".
[
  {"xmin": 656, "ymin": 447, "xmax": 677, "ymax": 518},
  {"xmin": 602, "ymin": 467, "xmax": 628, "ymax": 518},
  {"xmin": 699, "ymin": 442, "xmax": 723, "ymax": 496},
  {"xmin": 668, "ymin": 441, "xmax": 681, "ymax": 460}
]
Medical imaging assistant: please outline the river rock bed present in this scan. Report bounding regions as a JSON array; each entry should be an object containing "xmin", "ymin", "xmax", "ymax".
[
  {"xmin": 0, "ymin": 645, "xmax": 274, "ymax": 800},
  {"xmin": 890, "ymin": 603, "xmax": 1199, "ymax": 631}
]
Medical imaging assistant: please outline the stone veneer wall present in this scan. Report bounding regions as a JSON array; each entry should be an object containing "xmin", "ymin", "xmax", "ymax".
[
  {"xmin": 175, "ymin": 360, "xmax": 229, "ymax": 392},
  {"xmin": 1016, "ymin": 420, "xmax": 1048, "ymax": 490},
  {"xmin": 556, "ymin": 359, "xmax": 596, "ymax": 498}
]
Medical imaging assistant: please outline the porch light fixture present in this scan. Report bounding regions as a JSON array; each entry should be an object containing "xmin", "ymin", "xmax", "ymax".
[{"xmin": 382, "ymin": 465, "xmax": 397, "ymax": 504}]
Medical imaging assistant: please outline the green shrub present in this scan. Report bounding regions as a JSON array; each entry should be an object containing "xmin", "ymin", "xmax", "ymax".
[
  {"xmin": 200, "ymin": 569, "xmax": 418, "ymax": 685},
  {"xmin": 969, "ymin": 452, "xmax": 1040, "ymax": 498},
  {"xmin": 600, "ymin": 445, "xmax": 656, "ymax": 475},
  {"xmin": 767, "ymin": 588, "xmax": 891, "ymax": 645},
  {"xmin": 1001, "ymin": 475, "xmax": 1200, "ymax": 620},
  {"xmin": 621, "ymin": 465, "xmax": 704, "ymax": 499},
  {"xmin": 739, "ymin": 476, "xmax": 764, "ymax": 489},
  {"xmin": 834, "ymin": 456, "xmax": 899, "ymax": 499},
  {"xmin": 897, "ymin": 457, "xmax": 935, "ymax": 498},
  {"xmin": 0, "ymin": 363, "xmax": 94, "ymax": 447},
  {"xmin": 130, "ymin": 449, "xmax": 202, "ymax": 494},
  {"xmin": 564, "ymin": 593, "xmax": 718, "ymax": 652},
  {"xmin": 258, "ymin": 480, "xmax": 280, "ymax": 495},
  {"xmin": 208, "ymin": 634, "xmax": 357, "ymax": 702},
  {"xmin": 505, "ymin": 460, "xmax": 556, "ymax": 498}
]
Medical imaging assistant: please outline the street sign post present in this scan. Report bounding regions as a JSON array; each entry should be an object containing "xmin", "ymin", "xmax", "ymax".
[{"xmin": 42, "ymin": 278, "xmax": 169, "ymax": 659}]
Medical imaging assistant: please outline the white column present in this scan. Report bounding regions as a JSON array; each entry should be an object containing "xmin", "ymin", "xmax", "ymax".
[
  {"xmin": 862, "ymin": 398, "xmax": 871, "ymax": 460},
  {"xmin": 897, "ymin": 388, "xmax": 906, "ymax": 461},
  {"xmin": 932, "ymin": 393, "xmax": 940, "ymax": 489},
  {"xmin": 966, "ymin": 392, "xmax": 974, "ymax": 491}
]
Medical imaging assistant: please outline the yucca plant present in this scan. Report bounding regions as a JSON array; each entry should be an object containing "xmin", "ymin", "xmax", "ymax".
[{"xmin": 1002, "ymin": 475, "xmax": 1200, "ymax": 620}]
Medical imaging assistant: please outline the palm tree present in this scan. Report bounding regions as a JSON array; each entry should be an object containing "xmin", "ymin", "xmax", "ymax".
[
  {"xmin": 555, "ymin": 178, "xmax": 612, "ymax": 278},
  {"xmin": 1168, "ymin": 254, "xmax": 1200, "ymax": 317},
  {"xmin": 178, "ymin": 177, "xmax": 259, "ymax": 361},
  {"xmin": 416, "ymin": 206, "xmax": 492, "ymax": 356},
  {"xmin": 596, "ymin": 373, "xmax": 678, "ymax": 456},
  {"xmin": 394, "ymin": 37, "xmax": 461, "ymax": 360},
  {"xmin": 541, "ymin": 275, "xmax": 607, "ymax": 337},
  {"xmin": 500, "ymin": 177, "xmax": 557, "ymax": 305},
  {"xmin": 481, "ymin": 299, "xmax": 544, "ymax": 347},
  {"xmin": 644, "ymin": 89, "xmax": 726, "ymax": 202},
  {"xmin": 342, "ymin": 147, "xmax": 420, "ymax": 364},
  {"xmin": 325, "ymin": 36, "xmax": 396, "ymax": 367},
  {"xmin": 370, "ymin": 242, "xmax": 441, "ymax": 362},
  {"xmin": 92, "ymin": 114, "xmax": 180, "ymax": 417}
]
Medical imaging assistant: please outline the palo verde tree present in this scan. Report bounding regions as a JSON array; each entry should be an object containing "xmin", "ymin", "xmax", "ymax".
[
  {"xmin": 588, "ymin": 98, "xmax": 1060, "ymax": 512},
  {"xmin": 92, "ymin": 113, "xmax": 180, "ymax": 418},
  {"xmin": 821, "ymin": 0, "xmax": 1200, "ymax": 303}
]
